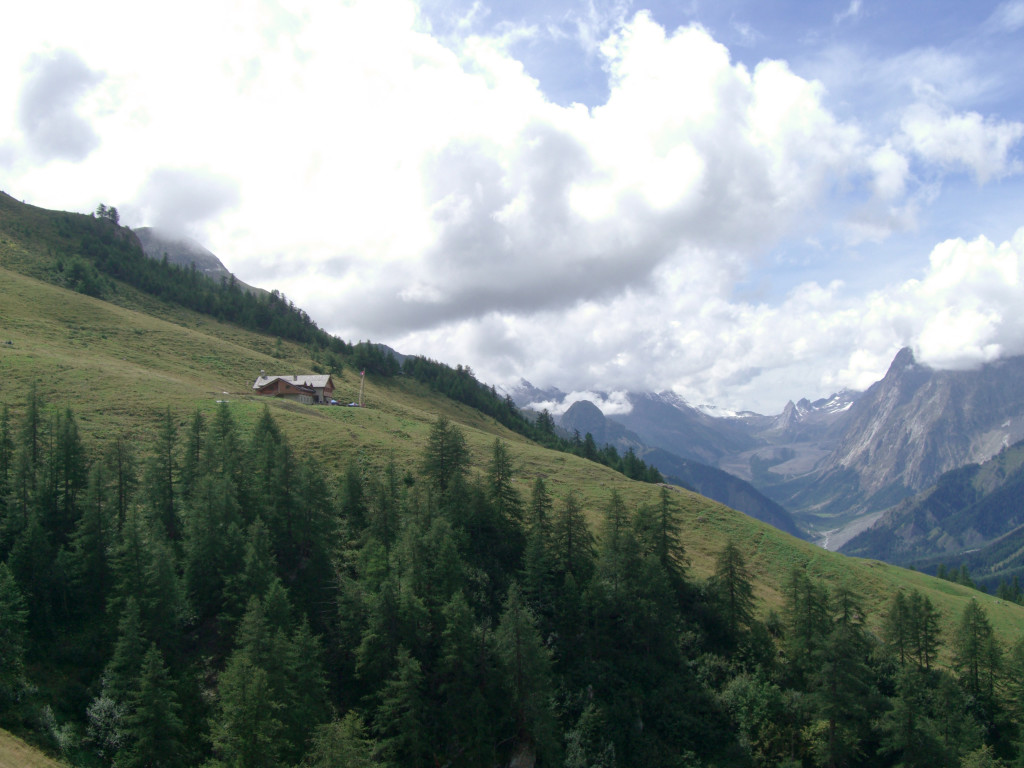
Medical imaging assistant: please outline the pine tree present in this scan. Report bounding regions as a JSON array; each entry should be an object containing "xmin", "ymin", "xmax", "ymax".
[
  {"xmin": 144, "ymin": 407, "xmax": 177, "ymax": 541},
  {"xmin": 437, "ymin": 590, "xmax": 497, "ymax": 766},
  {"xmin": 67, "ymin": 461, "xmax": 115, "ymax": 617},
  {"xmin": 182, "ymin": 474, "xmax": 241, "ymax": 620},
  {"xmin": 809, "ymin": 584, "xmax": 874, "ymax": 768},
  {"xmin": 552, "ymin": 491, "xmax": 595, "ymax": 583},
  {"xmin": 283, "ymin": 617, "xmax": 330, "ymax": 762},
  {"xmin": 783, "ymin": 567, "xmax": 831, "ymax": 686},
  {"xmin": 340, "ymin": 458, "xmax": 367, "ymax": 533},
  {"xmin": 179, "ymin": 409, "xmax": 204, "ymax": 503},
  {"xmin": 0, "ymin": 404, "xmax": 13, "ymax": 531},
  {"xmin": 373, "ymin": 645, "xmax": 429, "ymax": 768},
  {"xmin": 46, "ymin": 407, "xmax": 87, "ymax": 546},
  {"xmin": 908, "ymin": 589, "xmax": 942, "ymax": 671},
  {"xmin": 108, "ymin": 435, "xmax": 138, "ymax": 529},
  {"xmin": 7, "ymin": 509, "xmax": 58, "ymax": 637},
  {"xmin": 634, "ymin": 486, "xmax": 687, "ymax": 586},
  {"xmin": 878, "ymin": 665, "xmax": 949, "ymax": 768},
  {"xmin": 301, "ymin": 712, "xmax": 378, "ymax": 768},
  {"xmin": 115, "ymin": 644, "xmax": 184, "ymax": 768},
  {"xmin": 953, "ymin": 599, "xmax": 1001, "ymax": 726},
  {"xmin": 224, "ymin": 517, "xmax": 278, "ymax": 623},
  {"xmin": 487, "ymin": 439, "xmax": 522, "ymax": 525},
  {"xmin": 954, "ymin": 599, "xmax": 996, "ymax": 700},
  {"xmin": 0, "ymin": 562, "xmax": 28, "ymax": 707},
  {"xmin": 103, "ymin": 598, "xmax": 148, "ymax": 706},
  {"xmin": 209, "ymin": 655, "xmax": 283, "ymax": 768},
  {"xmin": 421, "ymin": 416, "xmax": 469, "ymax": 495},
  {"xmin": 522, "ymin": 478, "xmax": 556, "ymax": 616},
  {"xmin": 883, "ymin": 590, "xmax": 911, "ymax": 666},
  {"xmin": 711, "ymin": 540, "xmax": 756, "ymax": 639},
  {"xmin": 599, "ymin": 489, "xmax": 629, "ymax": 560},
  {"xmin": 493, "ymin": 584, "xmax": 559, "ymax": 768}
]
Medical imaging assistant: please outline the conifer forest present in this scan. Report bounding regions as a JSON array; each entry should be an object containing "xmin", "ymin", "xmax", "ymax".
[{"xmin": 1, "ymin": 391, "xmax": 1024, "ymax": 768}]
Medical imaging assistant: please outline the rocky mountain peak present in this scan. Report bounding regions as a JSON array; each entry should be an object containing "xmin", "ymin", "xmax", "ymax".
[{"xmin": 887, "ymin": 346, "xmax": 918, "ymax": 375}]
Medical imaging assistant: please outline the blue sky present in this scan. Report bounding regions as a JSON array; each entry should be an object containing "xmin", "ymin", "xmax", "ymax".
[{"xmin": 2, "ymin": 0, "xmax": 1023, "ymax": 412}]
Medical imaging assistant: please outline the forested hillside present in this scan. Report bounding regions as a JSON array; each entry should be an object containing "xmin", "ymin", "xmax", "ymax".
[
  {"xmin": 4, "ymin": 193, "xmax": 1024, "ymax": 767},
  {"xmin": 4, "ymin": 395, "xmax": 1024, "ymax": 768}
]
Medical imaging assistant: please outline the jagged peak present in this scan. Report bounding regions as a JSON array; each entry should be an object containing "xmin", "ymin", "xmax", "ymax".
[{"xmin": 888, "ymin": 346, "xmax": 917, "ymax": 372}]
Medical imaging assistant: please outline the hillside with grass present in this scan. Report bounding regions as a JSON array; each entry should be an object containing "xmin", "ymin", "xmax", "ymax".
[{"xmin": 3, "ymin": 193, "xmax": 1024, "ymax": 767}]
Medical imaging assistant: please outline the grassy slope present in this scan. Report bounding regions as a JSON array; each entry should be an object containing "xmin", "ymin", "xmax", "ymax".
[
  {"xmin": 3, "ymin": 199, "xmax": 1024, "ymax": 657},
  {"xmin": 0, "ymin": 728, "xmax": 65, "ymax": 768}
]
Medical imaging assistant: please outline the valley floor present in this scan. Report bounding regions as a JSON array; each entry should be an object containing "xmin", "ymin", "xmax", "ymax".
[{"xmin": 817, "ymin": 510, "xmax": 885, "ymax": 551}]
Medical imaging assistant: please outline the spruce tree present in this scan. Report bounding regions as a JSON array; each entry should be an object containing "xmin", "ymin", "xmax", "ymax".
[
  {"xmin": 552, "ymin": 491, "xmax": 595, "ymax": 583},
  {"xmin": 494, "ymin": 584, "xmax": 559, "ymax": 768},
  {"xmin": 302, "ymin": 712, "xmax": 378, "ymax": 768},
  {"xmin": 0, "ymin": 562, "xmax": 28, "ymax": 707},
  {"xmin": 487, "ymin": 438, "xmax": 522, "ymax": 525},
  {"xmin": 209, "ymin": 655, "xmax": 283, "ymax": 768},
  {"xmin": 373, "ymin": 645, "xmax": 429, "ymax": 768},
  {"xmin": 144, "ymin": 407, "xmax": 178, "ymax": 541},
  {"xmin": 115, "ymin": 644, "xmax": 184, "ymax": 768},
  {"xmin": 908, "ymin": 589, "xmax": 942, "ymax": 671},
  {"xmin": 421, "ymin": 416, "xmax": 469, "ymax": 495},
  {"xmin": 711, "ymin": 540, "xmax": 756, "ymax": 640}
]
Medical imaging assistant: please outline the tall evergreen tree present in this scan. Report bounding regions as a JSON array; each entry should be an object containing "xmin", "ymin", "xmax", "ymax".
[
  {"xmin": 179, "ymin": 409, "xmax": 204, "ymax": 503},
  {"xmin": 522, "ymin": 478, "xmax": 556, "ymax": 615},
  {"xmin": 67, "ymin": 461, "xmax": 115, "ymax": 618},
  {"xmin": 883, "ymin": 590, "xmax": 912, "ymax": 666},
  {"xmin": 810, "ymin": 584, "xmax": 875, "ymax": 768},
  {"xmin": 494, "ymin": 585, "xmax": 559, "ymax": 768},
  {"xmin": 301, "ymin": 712, "xmax": 378, "ymax": 768},
  {"xmin": 635, "ymin": 486, "xmax": 686, "ymax": 585},
  {"xmin": 0, "ymin": 562, "xmax": 28, "ymax": 708},
  {"xmin": 552, "ymin": 491, "xmax": 595, "ymax": 583},
  {"xmin": 373, "ymin": 645, "xmax": 430, "ymax": 768},
  {"xmin": 144, "ymin": 407, "xmax": 178, "ymax": 541},
  {"xmin": 784, "ymin": 568, "xmax": 832, "ymax": 686},
  {"xmin": 209, "ymin": 655, "xmax": 283, "ymax": 768},
  {"xmin": 711, "ymin": 540, "xmax": 756, "ymax": 640},
  {"xmin": 0, "ymin": 404, "xmax": 13, "ymax": 530},
  {"xmin": 421, "ymin": 416, "xmax": 469, "ymax": 496},
  {"xmin": 487, "ymin": 438, "xmax": 522, "ymax": 525},
  {"xmin": 45, "ymin": 407, "xmax": 87, "ymax": 546},
  {"xmin": 903, "ymin": 589, "xmax": 942, "ymax": 672},
  {"xmin": 954, "ymin": 599, "xmax": 1001, "ymax": 727},
  {"xmin": 436, "ymin": 590, "xmax": 497, "ymax": 767},
  {"xmin": 115, "ymin": 643, "xmax": 185, "ymax": 768}
]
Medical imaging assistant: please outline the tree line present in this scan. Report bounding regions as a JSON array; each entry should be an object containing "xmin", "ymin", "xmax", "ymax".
[{"xmin": 3, "ymin": 392, "xmax": 1024, "ymax": 766}]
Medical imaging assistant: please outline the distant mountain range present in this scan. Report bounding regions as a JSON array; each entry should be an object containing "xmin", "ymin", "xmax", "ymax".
[
  {"xmin": 511, "ymin": 348, "xmax": 1024, "ymax": 561},
  {"xmin": 552, "ymin": 398, "xmax": 806, "ymax": 538},
  {"xmin": 840, "ymin": 438, "xmax": 1024, "ymax": 586}
]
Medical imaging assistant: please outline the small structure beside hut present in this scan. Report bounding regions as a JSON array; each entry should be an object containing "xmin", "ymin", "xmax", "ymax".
[{"xmin": 252, "ymin": 372, "xmax": 335, "ymax": 405}]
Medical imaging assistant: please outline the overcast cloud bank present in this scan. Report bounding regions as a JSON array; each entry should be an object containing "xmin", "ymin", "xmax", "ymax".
[{"xmin": 1, "ymin": 0, "xmax": 1022, "ymax": 412}]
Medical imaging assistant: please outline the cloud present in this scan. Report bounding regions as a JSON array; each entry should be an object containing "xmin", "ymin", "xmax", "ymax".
[
  {"xmin": 17, "ymin": 49, "xmax": 104, "ymax": 162},
  {"xmin": 984, "ymin": 1, "xmax": 1024, "ymax": 33},
  {"xmin": 2, "ymin": 1, "xmax": 1022, "ymax": 414},
  {"xmin": 526, "ymin": 389, "xmax": 634, "ymax": 416},
  {"xmin": 834, "ymin": 0, "xmax": 863, "ymax": 25},
  {"xmin": 903, "ymin": 228, "xmax": 1024, "ymax": 368},
  {"xmin": 329, "ymin": 13, "xmax": 867, "ymax": 339},
  {"xmin": 900, "ymin": 102, "xmax": 1024, "ymax": 182},
  {"xmin": 135, "ymin": 168, "xmax": 240, "ymax": 235}
]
